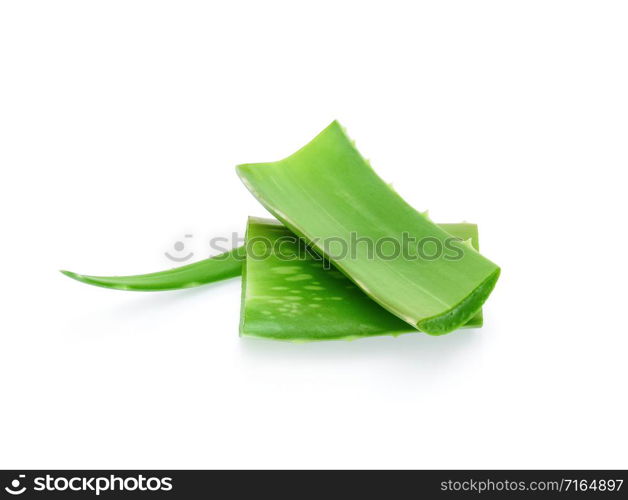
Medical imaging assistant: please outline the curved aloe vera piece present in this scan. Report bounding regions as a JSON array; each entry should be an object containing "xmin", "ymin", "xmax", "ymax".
[
  {"xmin": 61, "ymin": 246, "xmax": 245, "ymax": 291},
  {"xmin": 237, "ymin": 122, "xmax": 500, "ymax": 335},
  {"xmin": 241, "ymin": 218, "xmax": 482, "ymax": 341}
]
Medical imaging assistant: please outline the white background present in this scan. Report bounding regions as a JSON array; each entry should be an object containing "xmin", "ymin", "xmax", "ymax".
[{"xmin": 1, "ymin": 1, "xmax": 627, "ymax": 469}]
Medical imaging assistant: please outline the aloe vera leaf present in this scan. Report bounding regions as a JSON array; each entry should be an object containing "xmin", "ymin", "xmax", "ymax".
[
  {"xmin": 240, "ymin": 217, "xmax": 483, "ymax": 341},
  {"xmin": 237, "ymin": 122, "xmax": 500, "ymax": 335},
  {"xmin": 60, "ymin": 246, "xmax": 246, "ymax": 291},
  {"xmin": 61, "ymin": 219, "xmax": 482, "ymax": 342}
]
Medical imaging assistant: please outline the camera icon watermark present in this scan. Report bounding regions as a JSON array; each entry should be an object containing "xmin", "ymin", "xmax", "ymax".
[
  {"xmin": 164, "ymin": 234, "xmax": 195, "ymax": 262},
  {"xmin": 5, "ymin": 474, "xmax": 26, "ymax": 495}
]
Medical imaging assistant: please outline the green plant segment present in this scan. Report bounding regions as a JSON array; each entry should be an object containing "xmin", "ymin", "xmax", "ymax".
[
  {"xmin": 62, "ymin": 121, "xmax": 500, "ymax": 340},
  {"xmin": 237, "ymin": 121, "xmax": 500, "ymax": 335},
  {"xmin": 61, "ymin": 218, "xmax": 484, "ymax": 341},
  {"xmin": 61, "ymin": 246, "xmax": 245, "ymax": 291},
  {"xmin": 240, "ymin": 218, "xmax": 482, "ymax": 341}
]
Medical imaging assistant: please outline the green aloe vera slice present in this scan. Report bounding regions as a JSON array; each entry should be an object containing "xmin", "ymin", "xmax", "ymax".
[
  {"xmin": 61, "ymin": 218, "xmax": 487, "ymax": 341},
  {"xmin": 61, "ymin": 246, "xmax": 245, "ymax": 291},
  {"xmin": 237, "ymin": 122, "xmax": 500, "ymax": 335},
  {"xmin": 241, "ymin": 217, "xmax": 483, "ymax": 341}
]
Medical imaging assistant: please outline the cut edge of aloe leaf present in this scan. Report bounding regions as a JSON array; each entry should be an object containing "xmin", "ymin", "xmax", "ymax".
[
  {"xmin": 60, "ymin": 246, "xmax": 246, "ymax": 291},
  {"xmin": 238, "ymin": 218, "xmax": 254, "ymax": 336},
  {"xmin": 417, "ymin": 267, "xmax": 498, "ymax": 335},
  {"xmin": 236, "ymin": 121, "xmax": 500, "ymax": 336}
]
